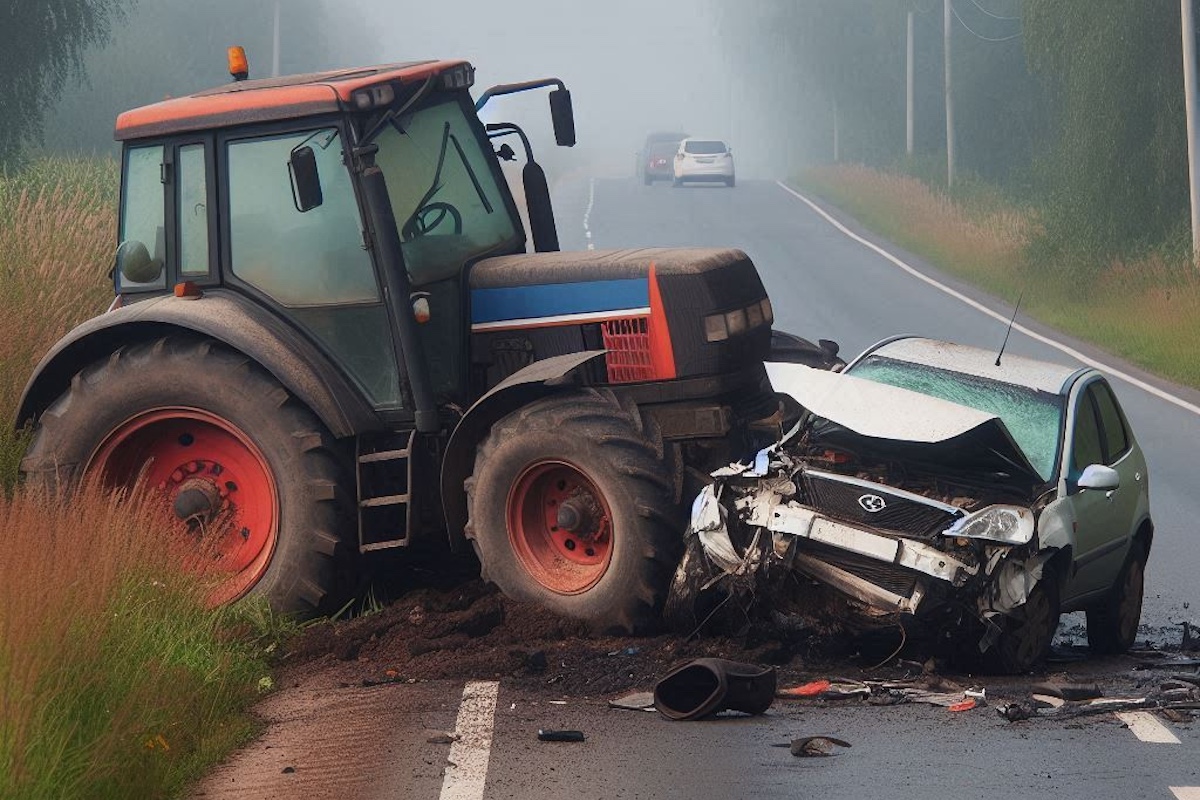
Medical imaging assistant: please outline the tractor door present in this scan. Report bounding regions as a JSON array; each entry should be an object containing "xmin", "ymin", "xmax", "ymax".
[
  {"xmin": 369, "ymin": 94, "xmax": 525, "ymax": 405},
  {"xmin": 219, "ymin": 123, "xmax": 406, "ymax": 412}
]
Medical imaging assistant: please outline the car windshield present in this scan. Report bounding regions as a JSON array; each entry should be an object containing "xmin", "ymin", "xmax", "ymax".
[
  {"xmin": 648, "ymin": 142, "xmax": 678, "ymax": 158},
  {"xmin": 684, "ymin": 140, "xmax": 727, "ymax": 155},
  {"xmin": 372, "ymin": 94, "xmax": 520, "ymax": 285},
  {"xmin": 848, "ymin": 355, "xmax": 1065, "ymax": 480}
]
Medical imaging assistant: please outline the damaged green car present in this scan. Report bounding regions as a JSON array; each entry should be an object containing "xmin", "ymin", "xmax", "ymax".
[{"xmin": 669, "ymin": 337, "xmax": 1152, "ymax": 673}]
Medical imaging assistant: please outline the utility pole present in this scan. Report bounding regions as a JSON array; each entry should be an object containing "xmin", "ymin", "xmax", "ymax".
[
  {"xmin": 1183, "ymin": 0, "xmax": 1200, "ymax": 265},
  {"xmin": 833, "ymin": 93, "xmax": 840, "ymax": 163},
  {"xmin": 271, "ymin": 0, "xmax": 282, "ymax": 78},
  {"xmin": 944, "ymin": 0, "xmax": 956, "ymax": 187},
  {"xmin": 907, "ymin": 10, "xmax": 915, "ymax": 156}
]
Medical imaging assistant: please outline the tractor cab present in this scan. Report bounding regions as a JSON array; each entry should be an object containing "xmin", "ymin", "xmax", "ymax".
[{"xmin": 111, "ymin": 55, "xmax": 568, "ymax": 419}]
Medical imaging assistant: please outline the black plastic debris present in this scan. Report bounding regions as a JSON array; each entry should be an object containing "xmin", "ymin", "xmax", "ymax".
[
  {"xmin": 537, "ymin": 729, "xmax": 585, "ymax": 742},
  {"xmin": 653, "ymin": 658, "xmax": 777, "ymax": 721}
]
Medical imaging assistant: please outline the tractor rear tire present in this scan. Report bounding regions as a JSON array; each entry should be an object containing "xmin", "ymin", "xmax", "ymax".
[
  {"xmin": 21, "ymin": 336, "xmax": 352, "ymax": 618},
  {"xmin": 464, "ymin": 389, "xmax": 682, "ymax": 634}
]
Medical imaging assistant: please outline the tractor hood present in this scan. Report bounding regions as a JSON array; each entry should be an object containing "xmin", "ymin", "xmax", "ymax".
[
  {"xmin": 767, "ymin": 363, "xmax": 1044, "ymax": 485},
  {"xmin": 468, "ymin": 248, "xmax": 771, "ymax": 382}
]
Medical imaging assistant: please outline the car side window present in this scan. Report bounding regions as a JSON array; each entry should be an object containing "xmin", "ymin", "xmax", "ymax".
[
  {"xmin": 1070, "ymin": 390, "xmax": 1104, "ymax": 477},
  {"xmin": 1091, "ymin": 381, "xmax": 1130, "ymax": 463}
]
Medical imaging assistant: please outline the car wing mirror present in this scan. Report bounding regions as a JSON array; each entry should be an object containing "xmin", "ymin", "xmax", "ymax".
[
  {"xmin": 1078, "ymin": 463, "xmax": 1120, "ymax": 491},
  {"xmin": 289, "ymin": 145, "xmax": 324, "ymax": 212},
  {"xmin": 549, "ymin": 88, "xmax": 576, "ymax": 147}
]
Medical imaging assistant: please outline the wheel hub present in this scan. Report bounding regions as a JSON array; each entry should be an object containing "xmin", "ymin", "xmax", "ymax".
[{"xmin": 508, "ymin": 461, "xmax": 614, "ymax": 595}]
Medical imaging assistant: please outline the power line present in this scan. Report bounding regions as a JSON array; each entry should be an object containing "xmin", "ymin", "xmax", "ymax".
[
  {"xmin": 951, "ymin": 3, "xmax": 1022, "ymax": 42},
  {"xmin": 966, "ymin": 0, "xmax": 1021, "ymax": 21}
]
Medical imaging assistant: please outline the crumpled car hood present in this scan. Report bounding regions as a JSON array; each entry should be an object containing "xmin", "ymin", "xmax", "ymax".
[{"xmin": 766, "ymin": 362, "xmax": 1045, "ymax": 486}]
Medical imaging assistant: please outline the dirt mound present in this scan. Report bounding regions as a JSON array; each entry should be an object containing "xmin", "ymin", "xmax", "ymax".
[{"xmin": 279, "ymin": 581, "xmax": 849, "ymax": 697}]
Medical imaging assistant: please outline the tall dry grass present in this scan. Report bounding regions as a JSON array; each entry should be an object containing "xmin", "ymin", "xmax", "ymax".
[
  {"xmin": 0, "ymin": 486, "xmax": 270, "ymax": 799},
  {"xmin": 0, "ymin": 158, "xmax": 117, "ymax": 486},
  {"xmin": 797, "ymin": 164, "xmax": 1200, "ymax": 389},
  {"xmin": 0, "ymin": 159, "xmax": 285, "ymax": 798}
]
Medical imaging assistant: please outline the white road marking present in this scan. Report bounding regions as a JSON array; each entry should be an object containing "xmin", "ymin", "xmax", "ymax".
[
  {"xmin": 584, "ymin": 177, "xmax": 596, "ymax": 250},
  {"xmin": 439, "ymin": 681, "xmax": 500, "ymax": 800},
  {"xmin": 1115, "ymin": 711, "xmax": 1181, "ymax": 743},
  {"xmin": 775, "ymin": 180, "xmax": 1200, "ymax": 418},
  {"xmin": 1170, "ymin": 788, "xmax": 1200, "ymax": 799}
]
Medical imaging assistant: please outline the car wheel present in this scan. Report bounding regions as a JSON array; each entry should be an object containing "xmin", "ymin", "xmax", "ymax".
[
  {"xmin": 464, "ymin": 390, "xmax": 683, "ymax": 634},
  {"xmin": 643, "ymin": 175, "xmax": 653, "ymax": 186},
  {"xmin": 1086, "ymin": 540, "xmax": 1146, "ymax": 654},
  {"xmin": 726, "ymin": 176, "xmax": 736, "ymax": 188},
  {"xmin": 672, "ymin": 177, "xmax": 683, "ymax": 188},
  {"xmin": 987, "ymin": 578, "xmax": 1060, "ymax": 674}
]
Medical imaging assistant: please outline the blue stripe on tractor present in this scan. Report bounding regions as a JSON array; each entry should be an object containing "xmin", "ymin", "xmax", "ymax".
[{"xmin": 471, "ymin": 278, "xmax": 650, "ymax": 324}]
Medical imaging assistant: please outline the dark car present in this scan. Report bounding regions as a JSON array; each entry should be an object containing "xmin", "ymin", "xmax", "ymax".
[{"xmin": 640, "ymin": 131, "xmax": 687, "ymax": 185}]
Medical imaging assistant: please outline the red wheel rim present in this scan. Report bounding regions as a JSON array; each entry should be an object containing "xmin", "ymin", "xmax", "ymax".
[
  {"xmin": 87, "ymin": 408, "xmax": 278, "ymax": 606},
  {"xmin": 507, "ymin": 461, "xmax": 614, "ymax": 595}
]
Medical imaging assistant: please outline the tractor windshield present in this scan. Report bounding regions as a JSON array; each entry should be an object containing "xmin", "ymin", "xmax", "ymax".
[{"xmin": 373, "ymin": 95, "xmax": 520, "ymax": 285}]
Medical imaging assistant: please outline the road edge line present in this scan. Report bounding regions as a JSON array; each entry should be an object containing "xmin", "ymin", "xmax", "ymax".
[
  {"xmin": 439, "ymin": 680, "xmax": 500, "ymax": 800},
  {"xmin": 774, "ymin": 180, "xmax": 1200, "ymax": 418}
]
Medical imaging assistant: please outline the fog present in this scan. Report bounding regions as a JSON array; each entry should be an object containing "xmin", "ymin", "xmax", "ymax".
[{"xmin": 339, "ymin": 0, "xmax": 753, "ymax": 176}]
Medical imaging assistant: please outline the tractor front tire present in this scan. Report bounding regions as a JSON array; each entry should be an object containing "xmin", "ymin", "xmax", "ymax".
[
  {"xmin": 465, "ymin": 390, "xmax": 682, "ymax": 634},
  {"xmin": 21, "ymin": 337, "xmax": 352, "ymax": 618}
]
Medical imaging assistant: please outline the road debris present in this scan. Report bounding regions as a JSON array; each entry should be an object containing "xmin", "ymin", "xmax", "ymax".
[
  {"xmin": 777, "ymin": 680, "xmax": 831, "ymax": 698},
  {"xmin": 653, "ymin": 658, "xmax": 777, "ymax": 720},
  {"xmin": 784, "ymin": 736, "xmax": 852, "ymax": 757},
  {"xmin": 426, "ymin": 732, "xmax": 460, "ymax": 744},
  {"xmin": 608, "ymin": 691, "xmax": 656, "ymax": 712},
  {"xmin": 537, "ymin": 729, "xmax": 586, "ymax": 742}
]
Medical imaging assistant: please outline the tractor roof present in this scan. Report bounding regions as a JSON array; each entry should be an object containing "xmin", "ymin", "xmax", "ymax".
[{"xmin": 115, "ymin": 60, "xmax": 470, "ymax": 141}]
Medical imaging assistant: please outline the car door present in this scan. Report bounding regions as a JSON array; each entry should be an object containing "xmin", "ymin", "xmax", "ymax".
[{"xmin": 1064, "ymin": 378, "xmax": 1143, "ymax": 596}]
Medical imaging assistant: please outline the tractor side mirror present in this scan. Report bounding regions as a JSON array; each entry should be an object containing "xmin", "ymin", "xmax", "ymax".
[
  {"xmin": 289, "ymin": 146, "xmax": 324, "ymax": 212},
  {"xmin": 114, "ymin": 239, "xmax": 163, "ymax": 285},
  {"xmin": 549, "ymin": 88, "xmax": 576, "ymax": 147}
]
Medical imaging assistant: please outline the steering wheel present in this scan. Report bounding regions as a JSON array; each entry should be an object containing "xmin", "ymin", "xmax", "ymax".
[{"xmin": 403, "ymin": 201, "xmax": 463, "ymax": 239}]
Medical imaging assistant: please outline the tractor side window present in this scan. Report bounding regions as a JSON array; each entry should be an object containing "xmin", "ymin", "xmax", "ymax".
[
  {"xmin": 227, "ymin": 129, "xmax": 377, "ymax": 306},
  {"xmin": 178, "ymin": 144, "xmax": 210, "ymax": 277},
  {"xmin": 118, "ymin": 145, "xmax": 167, "ymax": 290}
]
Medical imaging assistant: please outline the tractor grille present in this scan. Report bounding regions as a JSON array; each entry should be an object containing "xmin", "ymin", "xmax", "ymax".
[
  {"xmin": 801, "ymin": 470, "xmax": 959, "ymax": 541},
  {"xmin": 601, "ymin": 317, "xmax": 655, "ymax": 383},
  {"xmin": 809, "ymin": 546, "xmax": 919, "ymax": 599}
]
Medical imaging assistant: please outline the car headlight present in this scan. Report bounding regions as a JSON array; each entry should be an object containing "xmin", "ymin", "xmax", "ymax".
[{"xmin": 943, "ymin": 505, "xmax": 1034, "ymax": 545}]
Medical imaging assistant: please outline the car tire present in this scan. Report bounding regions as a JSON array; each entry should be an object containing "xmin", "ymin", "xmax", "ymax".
[
  {"xmin": 987, "ymin": 578, "xmax": 1060, "ymax": 674},
  {"xmin": 643, "ymin": 175, "xmax": 653, "ymax": 186},
  {"xmin": 672, "ymin": 178, "xmax": 683, "ymax": 188},
  {"xmin": 20, "ymin": 336, "xmax": 354, "ymax": 618},
  {"xmin": 1086, "ymin": 540, "xmax": 1147, "ymax": 654},
  {"xmin": 726, "ymin": 176, "xmax": 736, "ymax": 188},
  {"xmin": 464, "ymin": 390, "xmax": 683, "ymax": 634}
]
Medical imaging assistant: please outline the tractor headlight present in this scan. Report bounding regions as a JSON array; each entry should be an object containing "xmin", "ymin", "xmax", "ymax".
[
  {"xmin": 703, "ymin": 297, "xmax": 774, "ymax": 342},
  {"xmin": 943, "ymin": 505, "xmax": 1034, "ymax": 545}
]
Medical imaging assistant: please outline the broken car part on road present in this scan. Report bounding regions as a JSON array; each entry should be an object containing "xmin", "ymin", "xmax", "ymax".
[{"xmin": 666, "ymin": 338, "xmax": 1154, "ymax": 673}]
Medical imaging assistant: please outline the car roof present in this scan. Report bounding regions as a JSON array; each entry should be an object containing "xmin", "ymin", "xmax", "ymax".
[
  {"xmin": 115, "ymin": 60, "xmax": 469, "ymax": 141},
  {"xmin": 864, "ymin": 337, "xmax": 1087, "ymax": 395},
  {"xmin": 681, "ymin": 137, "xmax": 727, "ymax": 145}
]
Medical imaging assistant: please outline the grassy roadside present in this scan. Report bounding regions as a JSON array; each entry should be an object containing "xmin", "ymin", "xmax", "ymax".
[
  {"xmin": 795, "ymin": 164, "xmax": 1200, "ymax": 390},
  {"xmin": 0, "ymin": 159, "xmax": 287, "ymax": 799}
]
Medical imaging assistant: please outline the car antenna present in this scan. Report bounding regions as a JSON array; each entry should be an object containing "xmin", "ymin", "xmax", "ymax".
[{"xmin": 995, "ymin": 291, "xmax": 1023, "ymax": 367}]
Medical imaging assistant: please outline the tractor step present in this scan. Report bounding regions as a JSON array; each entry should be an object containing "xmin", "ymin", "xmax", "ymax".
[{"xmin": 356, "ymin": 430, "xmax": 415, "ymax": 552}]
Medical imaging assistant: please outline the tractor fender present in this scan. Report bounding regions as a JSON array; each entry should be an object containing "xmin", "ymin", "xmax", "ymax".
[
  {"xmin": 440, "ymin": 350, "xmax": 606, "ymax": 550},
  {"xmin": 17, "ymin": 289, "xmax": 378, "ymax": 439}
]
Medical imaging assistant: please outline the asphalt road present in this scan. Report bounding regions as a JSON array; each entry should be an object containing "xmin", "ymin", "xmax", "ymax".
[{"xmin": 199, "ymin": 178, "xmax": 1200, "ymax": 800}]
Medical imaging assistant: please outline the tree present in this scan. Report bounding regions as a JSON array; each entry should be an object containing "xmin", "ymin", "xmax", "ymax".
[
  {"xmin": 0, "ymin": 0, "xmax": 130, "ymax": 166},
  {"xmin": 1025, "ymin": 0, "xmax": 1189, "ymax": 257}
]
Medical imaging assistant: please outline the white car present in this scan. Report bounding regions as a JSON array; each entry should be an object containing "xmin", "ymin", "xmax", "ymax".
[{"xmin": 673, "ymin": 138, "xmax": 735, "ymax": 187}]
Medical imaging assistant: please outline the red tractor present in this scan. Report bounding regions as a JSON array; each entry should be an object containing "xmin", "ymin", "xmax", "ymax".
[{"xmin": 19, "ymin": 52, "xmax": 832, "ymax": 631}]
